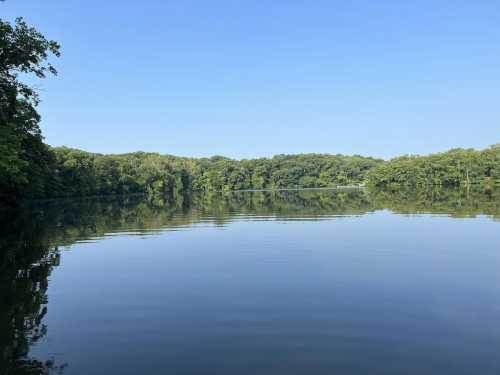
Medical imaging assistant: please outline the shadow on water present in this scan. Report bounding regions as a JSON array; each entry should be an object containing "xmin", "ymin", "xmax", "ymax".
[{"xmin": 0, "ymin": 187, "xmax": 499, "ymax": 374}]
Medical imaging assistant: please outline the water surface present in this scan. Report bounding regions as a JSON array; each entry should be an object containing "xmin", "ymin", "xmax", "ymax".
[{"xmin": 1, "ymin": 188, "xmax": 500, "ymax": 374}]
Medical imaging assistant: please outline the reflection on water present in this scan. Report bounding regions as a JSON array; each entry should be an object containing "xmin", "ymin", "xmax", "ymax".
[{"xmin": 0, "ymin": 187, "xmax": 499, "ymax": 374}]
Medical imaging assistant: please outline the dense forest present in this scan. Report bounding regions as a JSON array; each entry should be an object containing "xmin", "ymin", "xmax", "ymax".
[
  {"xmin": 1, "ymin": 17, "xmax": 499, "ymax": 209},
  {"xmin": 36, "ymin": 144, "xmax": 500, "ymax": 201},
  {"xmin": 31, "ymin": 147, "xmax": 381, "ymax": 198},
  {"xmin": 368, "ymin": 145, "xmax": 500, "ymax": 188},
  {"xmin": 2, "ymin": 142, "xmax": 500, "ymax": 209}
]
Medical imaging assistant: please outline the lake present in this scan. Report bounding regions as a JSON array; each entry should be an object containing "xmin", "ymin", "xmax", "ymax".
[{"xmin": 1, "ymin": 188, "xmax": 500, "ymax": 375}]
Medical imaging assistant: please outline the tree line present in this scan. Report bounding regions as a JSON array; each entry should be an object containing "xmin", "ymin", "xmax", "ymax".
[
  {"xmin": 1, "ymin": 146, "xmax": 381, "ymax": 202},
  {"xmin": 2, "ymin": 142, "xmax": 500, "ymax": 209},
  {"xmin": 1, "ymin": 17, "xmax": 499, "ymax": 209},
  {"xmin": 368, "ymin": 145, "xmax": 500, "ymax": 188}
]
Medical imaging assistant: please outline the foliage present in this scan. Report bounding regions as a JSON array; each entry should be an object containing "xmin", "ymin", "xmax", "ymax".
[
  {"xmin": 11, "ymin": 148, "xmax": 379, "ymax": 202},
  {"xmin": 4, "ymin": 143, "xmax": 500, "ymax": 207},
  {"xmin": 193, "ymin": 153, "xmax": 381, "ymax": 192},
  {"xmin": 368, "ymin": 145, "xmax": 500, "ymax": 188},
  {"xmin": 0, "ymin": 17, "xmax": 60, "ymax": 205}
]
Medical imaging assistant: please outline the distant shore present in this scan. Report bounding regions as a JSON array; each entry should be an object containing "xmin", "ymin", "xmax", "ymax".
[{"xmin": 227, "ymin": 186, "xmax": 365, "ymax": 193}]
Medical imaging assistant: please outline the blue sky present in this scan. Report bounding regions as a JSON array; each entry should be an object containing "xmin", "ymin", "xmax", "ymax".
[{"xmin": 2, "ymin": 0, "xmax": 499, "ymax": 159}]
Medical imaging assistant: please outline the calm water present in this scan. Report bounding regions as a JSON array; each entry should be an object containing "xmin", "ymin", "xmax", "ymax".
[{"xmin": 1, "ymin": 188, "xmax": 500, "ymax": 375}]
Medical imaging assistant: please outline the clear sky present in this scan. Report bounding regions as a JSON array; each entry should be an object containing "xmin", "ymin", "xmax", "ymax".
[{"xmin": 2, "ymin": 0, "xmax": 499, "ymax": 159}]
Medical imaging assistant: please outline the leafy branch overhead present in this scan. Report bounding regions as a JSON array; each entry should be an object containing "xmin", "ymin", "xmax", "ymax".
[{"xmin": 0, "ymin": 17, "xmax": 60, "ymax": 107}]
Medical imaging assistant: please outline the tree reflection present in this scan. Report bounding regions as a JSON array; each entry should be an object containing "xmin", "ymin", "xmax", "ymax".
[
  {"xmin": 0, "ymin": 210, "xmax": 66, "ymax": 374},
  {"xmin": 0, "ymin": 187, "xmax": 499, "ymax": 373},
  {"xmin": 368, "ymin": 186, "xmax": 500, "ymax": 218}
]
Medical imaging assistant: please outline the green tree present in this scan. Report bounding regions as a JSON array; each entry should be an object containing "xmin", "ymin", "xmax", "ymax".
[{"xmin": 0, "ymin": 17, "xmax": 60, "ymax": 205}]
